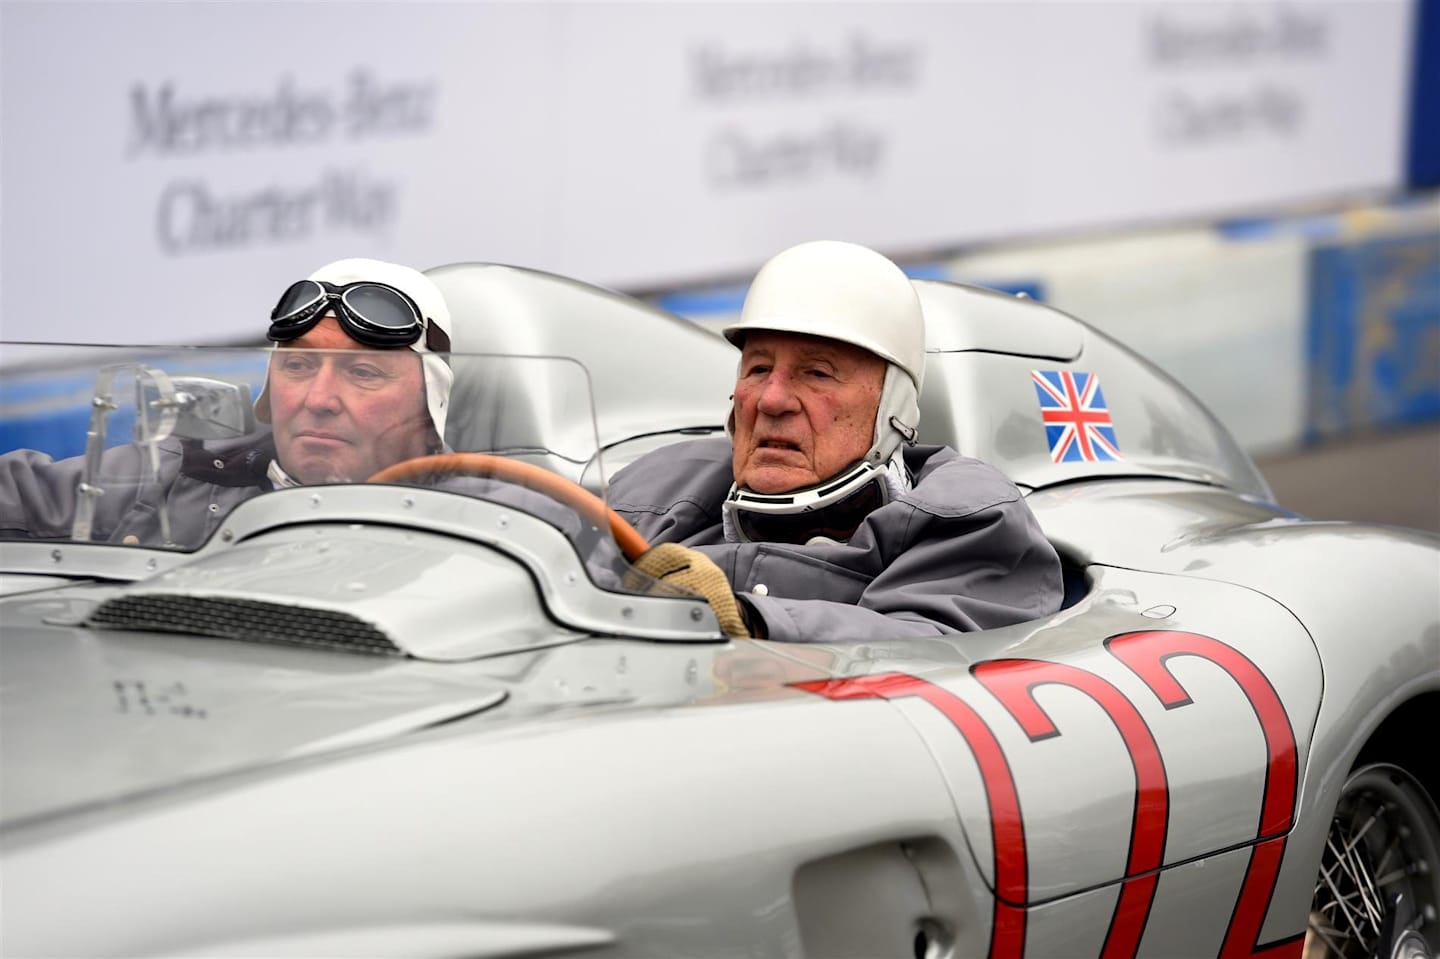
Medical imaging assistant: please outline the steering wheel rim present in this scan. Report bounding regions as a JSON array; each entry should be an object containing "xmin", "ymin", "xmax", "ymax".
[{"xmin": 368, "ymin": 453, "xmax": 650, "ymax": 562}]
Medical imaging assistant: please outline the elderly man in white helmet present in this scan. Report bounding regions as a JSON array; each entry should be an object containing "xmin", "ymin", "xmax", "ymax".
[
  {"xmin": 0, "ymin": 258, "xmax": 454, "ymax": 547},
  {"xmin": 611, "ymin": 241, "xmax": 1063, "ymax": 640}
]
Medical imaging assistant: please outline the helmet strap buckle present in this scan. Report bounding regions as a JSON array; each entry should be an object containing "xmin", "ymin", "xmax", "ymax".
[{"xmin": 889, "ymin": 415, "xmax": 919, "ymax": 445}]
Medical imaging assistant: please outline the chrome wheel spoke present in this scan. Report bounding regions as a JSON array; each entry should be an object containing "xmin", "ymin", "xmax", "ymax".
[
  {"xmin": 1322, "ymin": 837, "xmax": 1375, "ymax": 938},
  {"xmin": 1375, "ymin": 867, "xmax": 1412, "ymax": 888},
  {"xmin": 1305, "ymin": 915, "xmax": 1350, "ymax": 957},
  {"xmin": 1339, "ymin": 811, "xmax": 1380, "ymax": 859},
  {"xmin": 1339, "ymin": 824, "xmax": 1386, "ymax": 926},
  {"xmin": 1308, "ymin": 765, "xmax": 1440, "ymax": 959}
]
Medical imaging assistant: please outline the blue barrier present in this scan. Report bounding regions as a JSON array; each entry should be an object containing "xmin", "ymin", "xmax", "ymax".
[
  {"xmin": 1305, "ymin": 230, "xmax": 1440, "ymax": 441},
  {"xmin": 1410, "ymin": 0, "xmax": 1440, "ymax": 188}
]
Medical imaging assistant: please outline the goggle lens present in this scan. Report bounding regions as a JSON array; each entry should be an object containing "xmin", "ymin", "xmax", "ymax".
[
  {"xmin": 270, "ymin": 280, "xmax": 327, "ymax": 326},
  {"xmin": 341, "ymin": 283, "xmax": 419, "ymax": 332},
  {"xmin": 267, "ymin": 279, "xmax": 427, "ymax": 348}
]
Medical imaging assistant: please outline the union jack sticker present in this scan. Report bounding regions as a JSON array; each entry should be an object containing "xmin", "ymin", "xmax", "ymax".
[{"xmin": 1031, "ymin": 370, "xmax": 1122, "ymax": 463}]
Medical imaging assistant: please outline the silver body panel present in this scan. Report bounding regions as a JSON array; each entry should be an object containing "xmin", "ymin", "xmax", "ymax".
[{"xmin": 2, "ymin": 267, "xmax": 1435, "ymax": 958}]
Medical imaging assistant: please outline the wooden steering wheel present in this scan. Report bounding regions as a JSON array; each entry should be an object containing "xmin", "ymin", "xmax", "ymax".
[{"xmin": 368, "ymin": 452, "xmax": 650, "ymax": 562}]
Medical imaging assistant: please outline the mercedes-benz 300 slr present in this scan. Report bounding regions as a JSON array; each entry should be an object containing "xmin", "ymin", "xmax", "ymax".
[{"xmin": 1, "ymin": 264, "xmax": 1435, "ymax": 959}]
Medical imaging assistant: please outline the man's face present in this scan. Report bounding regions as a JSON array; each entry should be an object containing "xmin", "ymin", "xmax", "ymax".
[
  {"xmin": 731, "ymin": 331, "xmax": 885, "ymax": 494},
  {"xmin": 268, "ymin": 316, "xmax": 433, "ymax": 484}
]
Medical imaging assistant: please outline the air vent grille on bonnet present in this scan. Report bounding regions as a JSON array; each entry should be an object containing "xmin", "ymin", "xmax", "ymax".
[{"xmin": 88, "ymin": 595, "xmax": 403, "ymax": 656}]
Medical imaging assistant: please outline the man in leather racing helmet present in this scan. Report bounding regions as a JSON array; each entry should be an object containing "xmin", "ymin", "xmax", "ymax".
[
  {"xmin": 256, "ymin": 258, "xmax": 454, "ymax": 485},
  {"xmin": 609, "ymin": 240, "xmax": 1063, "ymax": 641},
  {"xmin": 0, "ymin": 258, "xmax": 455, "ymax": 548}
]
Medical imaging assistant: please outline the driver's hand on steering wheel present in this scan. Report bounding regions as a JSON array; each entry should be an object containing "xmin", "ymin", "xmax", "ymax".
[{"xmin": 628, "ymin": 543, "xmax": 753, "ymax": 638}]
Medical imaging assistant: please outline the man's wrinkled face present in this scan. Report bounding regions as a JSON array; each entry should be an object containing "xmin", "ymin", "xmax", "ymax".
[
  {"xmin": 731, "ymin": 332, "xmax": 885, "ymax": 494},
  {"xmin": 268, "ymin": 316, "xmax": 433, "ymax": 484}
]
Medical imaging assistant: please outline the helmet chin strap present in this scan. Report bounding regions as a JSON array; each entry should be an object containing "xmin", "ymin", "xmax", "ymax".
[
  {"xmin": 864, "ymin": 363, "xmax": 920, "ymax": 465},
  {"xmin": 721, "ymin": 452, "xmax": 911, "ymax": 544}
]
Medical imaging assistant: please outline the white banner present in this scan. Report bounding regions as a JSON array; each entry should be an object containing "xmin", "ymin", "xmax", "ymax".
[{"xmin": 0, "ymin": 1, "xmax": 1414, "ymax": 343}]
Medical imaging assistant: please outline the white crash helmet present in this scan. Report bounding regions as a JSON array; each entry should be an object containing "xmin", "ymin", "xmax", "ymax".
[
  {"xmin": 256, "ymin": 258, "xmax": 454, "ymax": 446},
  {"xmin": 722, "ymin": 239, "xmax": 925, "ymax": 466},
  {"xmin": 720, "ymin": 241, "xmax": 927, "ymax": 542}
]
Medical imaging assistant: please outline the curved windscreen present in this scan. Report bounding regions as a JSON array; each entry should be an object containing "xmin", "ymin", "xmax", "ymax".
[{"xmin": 0, "ymin": 344, "xmax": 647, "ymax": 591}]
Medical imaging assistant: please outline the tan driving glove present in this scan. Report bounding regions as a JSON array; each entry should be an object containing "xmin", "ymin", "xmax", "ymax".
[{"xmin": 629, "ymin": 543, "xmax": 750, "ymax": 638}]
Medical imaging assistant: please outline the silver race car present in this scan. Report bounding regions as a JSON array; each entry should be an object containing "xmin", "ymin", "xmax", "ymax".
[{"xmin": 1, "ymin": 265, "xmax": 1436, "ymax": 959}]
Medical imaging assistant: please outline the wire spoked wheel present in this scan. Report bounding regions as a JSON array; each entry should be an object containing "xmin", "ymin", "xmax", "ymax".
[{"xmin": 1307, "ymin": 763, "xmax": 1440, "ymax": 959}]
